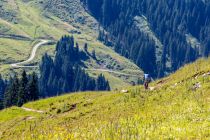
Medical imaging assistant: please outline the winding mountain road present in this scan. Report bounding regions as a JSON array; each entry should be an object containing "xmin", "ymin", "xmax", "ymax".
[
  {"xmin": 10, "ymin": 40, "xmax": 50, "ymax": 68},
  {"xmin": 9, "ymin": 39, "xmax": 142, "ymax": 78}
]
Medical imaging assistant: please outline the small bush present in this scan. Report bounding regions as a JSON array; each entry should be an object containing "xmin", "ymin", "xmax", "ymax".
[{"xmin": 56, "ymin": 109, "xmax": 61, "ymax": 114}]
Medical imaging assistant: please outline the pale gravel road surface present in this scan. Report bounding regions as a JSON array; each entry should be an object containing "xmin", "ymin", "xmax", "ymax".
[{"xmin": 10, "ymin": 40, "xmax": 50, "ymax": 68}]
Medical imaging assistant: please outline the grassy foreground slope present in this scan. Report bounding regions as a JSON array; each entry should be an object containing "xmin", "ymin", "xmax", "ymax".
[{"xmin": 0, "ymin": 58, "xmax": 210, "ymax": 139}]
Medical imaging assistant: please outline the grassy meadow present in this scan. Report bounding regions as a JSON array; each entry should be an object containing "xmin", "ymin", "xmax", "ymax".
[{"xmin": 0, "ymin": 58, "xmax": 209, "ymax": 139}]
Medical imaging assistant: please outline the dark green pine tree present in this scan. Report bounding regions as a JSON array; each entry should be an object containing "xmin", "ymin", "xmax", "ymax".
[
  {"xmin": 96, "ymin": 74, "xmax": 110, "ymax": 91},
  {"xmin": 203, "ymin": 40, "xmax": 210, "ymax": 57},
  {"xmin": 39, "ymin": 53, "xmax": 54, "ymax": 97},
  {"xmin": 0, "ymin": 91, "xmax": 3, "ymax": 109},
  {"xmin": 105, "ymin": 81, "xmax": 110, "ymax": 91},
  {"xmin": 17, "ymin": 71, "xmax": 28, "ymax": 107},
  {"xmin": 72, "ymin": 66, "xmax": 82, "ymax": 92},
  {"xmin": 75, "ymin": 43, "xmax": 79, "ymax": 55},
  {"xmin": 84, "ymin": 43, "xmax": 88, "ymax": 52},
  {"xmin": 92, "ymin": 50, "xmax": 96, "ymax": 59},
  {"xmin": 96, "ymin": 74, "xmax": 103, "ymax": 90},
  {"xmin": 0, "ymin": 97, "xmax": 3, "ymax": 110},
  {"xmin": 0, "ymin": 74, "xmax": 5, "ymax": 110},
  {"xmin": 4, "ymin": 75, "xmax": 19, "ymax": 108},
  {"xmin": 28, "ymin": 72, "xmax": 39, "ymax": 101},
  {"xmin": 87, "ymin": 79, "xmax": 96, "ymax": 91},
  {"xmin": 3, "ymin": 88, "xmax": 11, "ymax": 108}
]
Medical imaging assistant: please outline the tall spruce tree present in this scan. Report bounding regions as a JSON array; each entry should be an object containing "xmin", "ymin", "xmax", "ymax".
[
  {"xmin": 39, "ymin": 53, "xmax": 54, "ymax": 97},
  {"xmin": 84, "ymin": 43, "xmax": 88, "ymax": 52},
  {"xmin": 96, "ymin": 74, "xmax": 110, "ymax": 91},
  {"xmin": 28, "ymin": 72, "xmax": 39, "ymax": 101},
  {"xmin": 0, "ymin": 97, "xmax": 3, "ymax": 110},
  {"xmin": 17, "ymin": 71, "xmax": 28, "ymax": 107},
  {"xmin": 92, "ymin": 50, "xmax": 96, "ymax": 59},
  {"xmin": 4, "ymin": 75, "xmax": 19, "ymax": 108},
  {"xmin": 0, "ymin": 74, "xmax": 5, "ymax": 110}
]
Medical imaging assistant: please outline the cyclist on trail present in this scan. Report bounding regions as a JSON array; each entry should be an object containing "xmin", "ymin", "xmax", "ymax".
[{"xmin": 144, "ymin": 74, "xmax": 152, "ymax": 90}]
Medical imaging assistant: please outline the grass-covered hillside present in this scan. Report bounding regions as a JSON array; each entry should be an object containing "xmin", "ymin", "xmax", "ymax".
[
  {"xmin": 0, "ymin": 58, "xmax": 209, "ymax": 139},
  {"xmin": 0, "ymin": 0, "xmax": 143, "ymax": 89}
]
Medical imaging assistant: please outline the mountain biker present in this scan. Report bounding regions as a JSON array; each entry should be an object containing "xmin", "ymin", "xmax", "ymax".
[{"xmin": 144, "ymin": 74, "xmax": 151, "ymax": 90}]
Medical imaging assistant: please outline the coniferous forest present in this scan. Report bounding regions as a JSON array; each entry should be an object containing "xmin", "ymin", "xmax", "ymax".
[
  {"xmin": 0, "ymin": 71, "xmax": 39, "ymax": 109},
  {"xmin": 0, "ymin": 36, "xmax": 110, "ymax": 110},
  {"xmin": 81, "ymin": 0, "xmax": 210, "ymax": 77},
  {"xmin": 39, "ymin": 36, "xmax": 110, "ymax": 97}
]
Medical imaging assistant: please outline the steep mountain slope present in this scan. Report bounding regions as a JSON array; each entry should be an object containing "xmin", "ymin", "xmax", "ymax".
[
  {"xmin": 0, "ymin": 58, "xmax": 209, "ymax": 139},
  {"xmin": 82, "ymin": 0, "xmax": 210, "ymax": 77},
  {"xmin": 0, "ymin": 0, "xmax": 143, "ymax": 88}
]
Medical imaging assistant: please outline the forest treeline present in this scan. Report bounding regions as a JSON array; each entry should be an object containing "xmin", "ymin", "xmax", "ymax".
[
  {"xmin": 81, "ymin": 0, "xmax": 210, "ymax": 77},
  {"xmin": 0, "ymin": 36, "xmax": 110, "ymax": 110},
  {"xmin": 39, "ymin": 36, "xmax": 110, "ymax": 97},
  {"xmin": 0, "ymin": 72, "xmax": 39, "ymax": 109}
]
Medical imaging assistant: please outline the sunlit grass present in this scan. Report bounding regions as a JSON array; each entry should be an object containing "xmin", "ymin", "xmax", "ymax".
[
  {"xmin": 0, "ymin": 38, "xmax": 33, "ymax": 64},
  {"xmin": 0, "ymin": 58, "xmax": 209, "ymax": 139}
]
